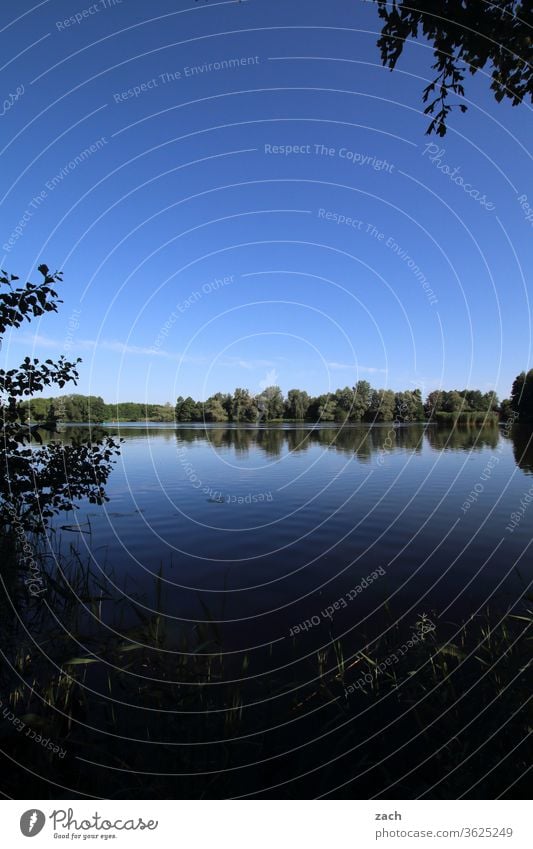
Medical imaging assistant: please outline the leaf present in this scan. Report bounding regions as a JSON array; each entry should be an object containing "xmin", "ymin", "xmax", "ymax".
[
  {"xmin": 19, "ymin": 713, "xmax": 47, "ymax": 726},
  {"xmin": 63, "ymin": 657, "xmax": 99, "ymax": 666},
  {"xmin": 436, "ymin": 644, "xmax": 466, "ymax": 660}
]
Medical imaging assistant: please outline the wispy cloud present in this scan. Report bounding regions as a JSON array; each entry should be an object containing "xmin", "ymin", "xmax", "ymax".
[
  {"xmin": 219, "ymin": 356, "xmax": 277, "ymax": 370},
  {"xmin": 8, "ymin": 333, "xmax": 205, "ymax": 364},
  {"xmin": 8, "ymin": 334, "xmax": 386, "ymax": 379},
  {"xmin": 326, "ymin": 361, "xmax": 386, "ymax": 374}
]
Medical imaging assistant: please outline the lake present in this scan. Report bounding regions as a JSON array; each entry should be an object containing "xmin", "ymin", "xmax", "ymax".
[
  {"xmin": 57, "ymin": 422, "xmax": 532, "ymax": 652},
  {"xmin": 5, "ymin": 421, "xmax": 530, "ymax": 799}
]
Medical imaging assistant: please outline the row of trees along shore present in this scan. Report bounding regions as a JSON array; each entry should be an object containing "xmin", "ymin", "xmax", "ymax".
[
  {"xmin": 175, "ymin": 385, "xmax": 501, "ymax": 424},
  {"xmin": 23, "ymin": 380, "xmax": 524, "ymax": 425},
  {"xmin": 24, "ymin": 395, "xmax": 176, "ymax": 424}
]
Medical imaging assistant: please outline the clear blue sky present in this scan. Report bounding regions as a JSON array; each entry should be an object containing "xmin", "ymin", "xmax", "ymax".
[{"xmin": 1, "ymin": 0, "xmax": 531, "ymax": 403}]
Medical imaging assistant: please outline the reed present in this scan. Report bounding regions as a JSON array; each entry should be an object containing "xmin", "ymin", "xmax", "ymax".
[{"xmin": 0, "ymin": 546, "xmax": 530, "ymax": 799}]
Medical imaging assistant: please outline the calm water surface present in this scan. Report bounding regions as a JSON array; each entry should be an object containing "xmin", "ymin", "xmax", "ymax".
[{"xmin": 58, "ymin": 423, "xmax": 532, "ymax": 651}]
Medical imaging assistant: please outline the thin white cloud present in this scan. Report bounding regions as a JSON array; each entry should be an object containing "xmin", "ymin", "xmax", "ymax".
[
  {"xmin": 218, "ymin": 357, "xmax": 277, "ymax": 370},
  {"xmin": 326, "ymin": 361, "xmax": 386, "ymax": 374},
  {"xmin": 9, "ymin": 332, "xmax": 205, "ymax": 364},
  {"xmin": 9, "ymin": 334, "xmax": 384, "ymax": 378}
]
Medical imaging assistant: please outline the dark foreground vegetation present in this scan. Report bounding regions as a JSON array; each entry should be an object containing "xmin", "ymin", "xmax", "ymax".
[
  {"xmin": 1, "ymin": 266, "xmax": 121, "ymax": 547},
  {"xmin": 0, "ymin": 549, "xmax": 530, "ymax": 799}
]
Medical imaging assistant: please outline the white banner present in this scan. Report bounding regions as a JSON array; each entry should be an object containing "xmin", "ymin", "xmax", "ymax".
[{"xmin": 1, "ymin": 800, "xmax": 530, "ymax": 848}]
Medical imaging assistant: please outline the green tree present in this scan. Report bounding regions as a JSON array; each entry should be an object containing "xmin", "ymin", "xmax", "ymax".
[
  {"xmin": 366, "ymin": 389, "xmax": 396, "ymax": 422},
  {"xmin": 443, "ymin": 391, "xmax": 466, "ymax": 413},
  {"xmin": 425, "ymin": 389, "xmax": 443, "ymax": 418},
  {"xmin": 510, "ymin": 370, "xmax": 533, "ymax": 422},
  {"xmin": 350, "ymin": 380, "xmax": 372, "ymax": 422},
  {"xmin": 0, "ymin": 265, "xmax": 120, "ymax": 555},
  {"xmin": 285, "ymin": 388, "xmax": 310, "ymax": 420},
  {"xmin": 334, "ymin": 386, "xmax": 355, "ymax": 421},
  {"xmin": 463, "ymin": 389, "xmax": 479, "ymax": 411},
  {"xmin": 221, "ymin": 392, "xmax": 233, "ymax": 420},
  {"xmin": 176, "ymin": 396, "xmax": 200, "ymax": 422},
  {"xmin": 145, "ymin": 402, "xmax": 175, "ymax": 422},
  {"xmin": 483, "ymin": 391, "xmax": 499, "ymax": 412},
  {"xmin": 499, "ymin": 398, "xmax": 514, "ymax": 420},
  {"xmin": 87, "ymin": 396, "xmax": 107, "ymax": 422},
  {"xmin": 25, "ymin": 396, "xmax": 49, "ymax": 421},
  {"xmin": 411, "ymin": 388, "xmax": 425, "ymax": 420},
  {"xmin": 395, "ymin": 390, "xmax": 424, "ymax": 422},
  {"xmin": 317, "ymin": 393, "xmax": 337, "ymax": 421},
  {"xmin": 306, "ymin": 395, "xmax": 321, "ymax": 421},
  {"xmin": 63, "ymin": 395, "xmax": 85, "ymax": 421},
  {"xmin": 232, "ymin": 388, "xmax": 259, "ymax": 422},
  {"xmin": 257, "ymin": 386, "xmax": 284, "ymax": 421},
  {"xmin": 203, "ymin": 393, "xmax": 229, "ymax": 422},
  {"xmin": 112, "ymin": 401, "xmax": 142, "ymax": 421},
  {"xmin": 373, "ymin": 0, "xmax": 533, "ymax": 136}
]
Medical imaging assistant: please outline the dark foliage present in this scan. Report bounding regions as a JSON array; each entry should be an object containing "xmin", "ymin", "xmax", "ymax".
[
  {"xmin": 1, "ymin": 265, "xmax": 120, "ymax": 541},
  {"xmin": 374, "ymin": 1, "xmax": 532, "ymax": 134}
]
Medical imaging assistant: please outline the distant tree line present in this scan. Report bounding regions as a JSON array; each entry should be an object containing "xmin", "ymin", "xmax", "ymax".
[
  {"xmin": 176, "ymin": 382, "xmax": 501, "ymax": 424},
  {"xmin": 425, "ymin": 388, "xmax": 499, "ymax": 424},
  {"xmin": 25, "ymin": 371, "xmax": 533, "ymax": 426},
  {"xmin": 176, "ymin": 383, "xmax": 422, "ymax": 423},
  {"xmin": 23, "ymin": 395, "xmax": 175, "ymax": 424}
]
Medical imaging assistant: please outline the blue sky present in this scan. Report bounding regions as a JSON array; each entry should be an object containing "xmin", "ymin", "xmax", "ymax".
[{"xmin": 1, "ymin": 0, "xmax": 531, "ymax": 403}]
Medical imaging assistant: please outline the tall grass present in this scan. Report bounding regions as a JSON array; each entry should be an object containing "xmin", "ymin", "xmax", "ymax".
[{"xmin": 0, "ymin": 546, "xmax": 530, "ymax": 799}]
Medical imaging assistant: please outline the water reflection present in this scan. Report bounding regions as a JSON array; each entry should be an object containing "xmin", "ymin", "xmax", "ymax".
[
  {"xmin": 174, "ymin": 423, "xmax": 503, "ymax": 460},
  {"xmin": 501, "ymin": 425, "xmax": 533, "ymax": 474},
  {"xmin": 425, "ymin": 424, "xmax": 499, "ymax": 452},
  {"xmin": 54, "ymin": 421, "xmax": 518, "ymax": 462}
]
